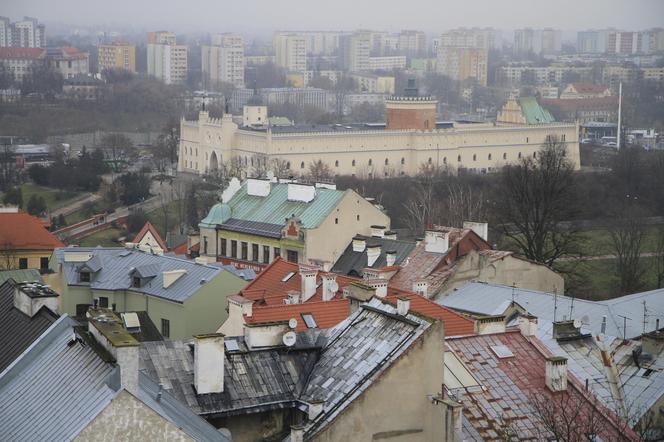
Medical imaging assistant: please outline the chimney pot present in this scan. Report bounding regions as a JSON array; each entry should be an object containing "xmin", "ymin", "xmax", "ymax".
[
  {"xmin": 412, "ymin": 280, "xmax": 429, "ymax": 298},
  {"xmin": 299, "ymin": 266, "xmax": 318, "ymax": 302},
  {"xmin": 370, "ymin": 225, "xmax": 386, "ymax": 238},
  {"xmin": 13, "ymin": 281, "xmax": 59, "ymax": 318},
  {"xmin": 290, "ymin": 425, "xmax": 305, "ymax": 442},
  {"xmin": 352, "ymin": 236, "xmax": 367, "ymax": 253},
  {"xmin": 518, "ymin": 315, "xmax": 538, "ymax": 337},
  {"xmin": 321, "ymin": 273, "xmax": 337, "ymax": 302}
]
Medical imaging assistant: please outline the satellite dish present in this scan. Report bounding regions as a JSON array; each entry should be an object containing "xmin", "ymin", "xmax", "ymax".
[
  {"xmin": 288, "ymin": 318, "xmax": 298, "ymax": 329},
  {"xmin": 573, "ymin": 318, "xmax": 582, "ymax": 328},
  {"xmin": 282, "ymin": 331, "xmax": 297, "ymax": 347},
  {"xmin": 329, "ymin": 281, "xmax": 339, "ymax": 293}
]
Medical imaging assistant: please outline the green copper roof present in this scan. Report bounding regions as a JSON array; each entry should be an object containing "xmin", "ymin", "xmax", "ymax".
[
  {"xmin": 200, "ymin": 183, "xmax": 346, "ymax": 230},
  {"xmin": 200, "ymin": 203, "xmax": 232, "ymax": 226},
  {"xmin": 0, "ymin": 269, "xmax": 43, "ymax": 286},
  {"xmin": 518, "ymin": 97, "xmax": 555, "ymax": 124}
]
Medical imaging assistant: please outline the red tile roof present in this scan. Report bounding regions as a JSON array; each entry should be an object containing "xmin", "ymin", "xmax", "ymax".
[
  {"xmin": 0, "ymin": 211, "xmax": 64, "ymax": 251},
  {"xmin": 241, "ymin": 256, "xmax": 476, "ymax": 336},
  {"xmin": 171, "ymin": 242, "xmax": 189, "ymax": 255},
  {"xmin": 0, "ymin": 47, "xmax": 45, "ymax": 59},
  {"xmin": 541, "ymin": 96, "xmax": 617, "ymax": 112},
  {"xmin": 569, "ymin": 82, "xmax": 610, "ymax": 94},
  {"xmin": 447, "ymin": 330, "xmax": 638, "ymax": 440},
  {"xmin": 132, "ymin": 221, "xmax": 168, "ymax": 251}
]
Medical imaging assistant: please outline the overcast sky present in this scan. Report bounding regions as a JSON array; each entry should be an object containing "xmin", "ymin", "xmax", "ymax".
[{"xmin": 4, "ymin": 0, "xmax": 663, "ymax": 36}]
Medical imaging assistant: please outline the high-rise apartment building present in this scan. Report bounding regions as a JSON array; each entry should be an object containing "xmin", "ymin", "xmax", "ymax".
[
  {"xmin": 641, "ymin": 28, "xmax": 664, "ymax": 54},
  {"xmin": 0, "ymin": 16, "xmax": 45, "ymax": 48},
  {"xmin": 273, "ymin": 33, "xmax": 306, "ymax": 72},
  {"xmin": 439, "ymin": 28, "xmax": 500, "ymax": 50},
  {"xmin": 436, "ymin": 46, "xmax": 488, "ymax": 86},
  {"xmin": 146, "ymin": 31, "xmax": 188, "ymax": 85},
  {"xmin": 607, "ymin": 31, "xmax": 641, "ymax": 54},
  {"xmin": 540, "ymin": 28, "xmax": 562, "ymax": 54},
  {"xmin": 397, "ymin": 30, "xmax": 426, "ymax": 57},
  {"xmin": 514, "ymin": 28, "xmax": 561, "ymax": 55},
  {"xmin": 97, "ymin": 42, "xmax": 136, "ymax": 73},
  {"xmin": 577, "ymin": 30, "xmax": 611, "ymax": 53},
  {"xmin": 202, "ymin": 33, "xmax": 245, "ymax": 88},
  {"xmin": 339, "ymin": 32, "xmax": 371, "ymax": 72}
]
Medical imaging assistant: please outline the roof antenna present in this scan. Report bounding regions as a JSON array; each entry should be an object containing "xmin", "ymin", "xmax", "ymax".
[
  {"xmin": 553, "ymin": 286, "xmax": 558, "ymax": 323},
  {"xmin": 511, "ymin": 282, "xmax": 516, "ymax": 302},
  {"xmin": 569, "ymin": 292, "xmax": 575, "ymax": 320}
]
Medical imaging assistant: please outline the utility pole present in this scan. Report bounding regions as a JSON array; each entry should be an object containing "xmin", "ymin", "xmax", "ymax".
[{"xmin": 617, "ymin": 81, "xmax": 622, "ymax": 150}]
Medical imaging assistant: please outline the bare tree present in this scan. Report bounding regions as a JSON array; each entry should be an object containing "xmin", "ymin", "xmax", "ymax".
[
  {"xmin": 0, "ymin": 240, "xmax": 17, "ymax": 270},
  {"xmin": 444, "ymin": 182, "xmax": 487, "ymax": 228},
  {"xmin": 269, "ymin": 158, "xmax": 292, "ymax": 179},
  {"xmin": 494, "ymin": 135, "xmax": 580, "ymax": 266},
  {"xmin": 307, "ymin": 159, "xmax": 332, "ymax": 181},
  {"xmin": 403, "ymin": 178, "xmax": 442, "ymax": 234},
  {"xmin": 248, "ymin": 154, "xmax": 269, "ymax": 178},
  {"xmin": 610, "ymin": 207, "xmax": 647, "ymax": 295}
]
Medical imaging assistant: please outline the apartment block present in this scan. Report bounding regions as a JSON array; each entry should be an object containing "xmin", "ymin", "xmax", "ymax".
[
  {"xmin": 97, "ymin": 42, "xmax": 136, "ymax": 73},
  {"xmin": 146, "ymin": 31, "xmax": 188, "ymax": 85},
  {"xmin": 339, "ymin": 32, "xmax": 371, "ymax": 71},
  {"xmin": 273, "ymin": 33, "xmax": 306, "ymax": 72},
  {"xmin": 436, "ymin": 46, "xmax": 488, "ymax": 86},
  {"xmin": 397, "ymin": 30, "xmax": 426, "ymax": 56},
  {"xmin": 202, "ymin": 33, "xmax": 245, "ymax": 88},
  {"xmin": 0, "ymin": 16, "xmax": 45, "ymax": 48},
  {"xmin": 439, "ymin": 28, "xmax": 500, "ymax": 50}
]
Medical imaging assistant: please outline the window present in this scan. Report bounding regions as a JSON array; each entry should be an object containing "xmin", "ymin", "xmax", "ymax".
[
  {"xmin": 286, "ymin": 162, "xmax": 290, "ymax": 169},
  {"xmin": 301, "ymin": 313, "xmax": 318, "ymax": 329},
  {"xmin": 533, "ymin": 152, "xmax": 537, "ymax": 158},
  {"xmin": 287, "ymin": 250, "xmax": 299, "ymax": 263},
  {"xmin": 274, "ymin": 247, "xmax": 281, "ymax": 258},
  {"xmin": 562, "ymin": 134, "xmax": 566, "ymax": 141},
  {"xmin": 161, "ymin": 318, "xmax": 170, "ymax": 338},
  {"xmin": 99, "ymin": 297, "xmax": 109, "ymax": 308},
  {"xmin": 503, "ymin": 153, "xmax": 507, "ymax": 160},
  {"xmin": 457, "ymin": 155, "xmax": 461, "ymax": 162},
  {"xmin": 352, "ymin": 159, "xmax": 356, "ymax": 166},
  {"xmin": 252, "ymin": 243, "xmax": 259, "ymax": 262},
  {"xmin": 401, "ymin": 157, "xmax": 405, "ymax": 165},
  {"xmin": 40, "ymin": 257, "xmax": 49, "ymax": 271},
  {"xmin": 231, "ymin": 240, "xmax": 237, "ymax": 258},
  {"xmin": 241, "ymin": 242, "xmax": 248, "ymax": 260},
  {"xmin": 428, "ymin": 157, "xmax": 432, "ymax": 164},
  {"xmin": 263, "ymin": 246, "xmax": 270, "ymax": 264},
  {"xmin": 300, "ymin": 161, "xmax": 305, "ymax": 169},
  {"xmin": 203, "ymin": 236, "xmax": 208, "ymax": 255},
  {"xmin": 368, "ymin": 159, "xmax": 372, "ymax": 166},
  {"xmin": 220, "ymin": 238, "xmax": 227, "ymax": 256},
  {"xmin": 19, "ymin": 258, "xmax": 28, "ymax": 269},
  {"xmin": 384, "ymin": 158, "xmax": 389, "ymax": 165},
  {"xmin": 335, "ymin": 218, "xmax": 338, "ymax": 224},
  {"xmin": 356, "ymin": 214, "xmax": 360, "ymax": 221},
  {"xmin": 443, "ymin": 157, "xmax": 447, "ymax": 164},
  {"xmin": 488, "ymin": 154, "xmax": 492, "ymax": 160},
  {"xmin": 518, "ymin": 152, "xmax": 522, "ymax": 159},
  {"xmin": 526, "ymin": 137, "xmax": 529, "ymax": 143},
  {"xmin": 335, "ymin": 160, "xmax": 339, "ymax": 167},
  {"xmin": 79, "ymin": 271, "xmax": 91, "ymax": 282},
  {"xmin": 473, "ymin": 154, "xmax": 477, "ymax": 161},
  {"xmin": 132, "ymin": 276, "xmax": 141, "ymax": 288}
]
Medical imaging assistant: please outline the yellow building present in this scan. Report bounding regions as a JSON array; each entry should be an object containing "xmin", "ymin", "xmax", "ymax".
[
  {"xmin": 0, "ymin": 208, "xmax": 64, "ymax": 273},
  {"xmin": 436, "ymin": 46, "xmax": 488, "ymax": 86},
  {"xmin": 97, "ymin": 42, "xmax": 136, "ymax": 73}
]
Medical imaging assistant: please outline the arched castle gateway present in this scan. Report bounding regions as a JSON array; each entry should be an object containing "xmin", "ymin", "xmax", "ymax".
[{"xmin": 178, "ymin": 92, "xmax": 580, "ymax": 178}]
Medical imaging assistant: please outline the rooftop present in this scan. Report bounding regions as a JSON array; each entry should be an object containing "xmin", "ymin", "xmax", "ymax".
[
  {"xmin": 518, "ymin": 96, "xmax": 556, "ymax": 124},
  {"xmin": 54, "ymin": 247, "xmax": 226, "ymax": 304},
  {"xmin": 0, "ymin": 210, "xmax": 64, "ymax": 251},
  {"xmin": 330, "ymin": 234, "xmax": 416, "ymax": 277},
  {"xmin": 132, "ymin": 221, "xmax": 168, "ymax": 251}
]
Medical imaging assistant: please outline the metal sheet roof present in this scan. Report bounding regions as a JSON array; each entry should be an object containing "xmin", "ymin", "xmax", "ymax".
[
  {"xmin": 330, "ymin": 235, "xmax": 416, "ymax": 276},
  {"xmin": 55, "ymin": 247, "xmax": 225, "ymax": 303},
  {"xmin": 201, "ymin": 182, "xmax": 345, "ymax": 230},
  {"xmin": 0, "ymin": 269, "xmax": 42, "ymax": 286}
]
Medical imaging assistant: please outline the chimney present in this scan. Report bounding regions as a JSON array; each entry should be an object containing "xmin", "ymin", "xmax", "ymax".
[
  {"xmin": 518, "ymin": 315, "xmax": 538, "ymax": 337},
  {"xmin": 299, "ymin": 266, "xmax": 318, "ymax": 302},
  {"xmin": 383, "ymin": 230, "xmax": 397, "ymax": 240},
  {"xmin": 287, "ymin": 183, "xmax": 316, "ymax": 203},
  {"xmin": 412, "ymin": 280, "xmax": 428, "ymax": 298},
  {"xmin": 385, "ymin": 250, "xmax": 397, "ymax": 267},
  {"xmin": 352, "ymin": 236, "xmax": 366, "ymax": 253},
  {"xmin": 347, "ymin": 282, "xmax": 376, "ymax": 314},
  {"xmin": 397, "ymin": 297, "xmax": 410, "ymax": 316},
  {"xmin": 13, "ymin": 281, "xmax": 59, "ymax": 317},
  {"xmin": 641, "ymin": 330, "xmax": 664, "ymax": 357},
  {"xmin": 371, "ymin": 225, "xmax": 386, "ymax": 238},
  {"xmin": 476, "ymin": 315, "xmax": 506, "ymax": 335},
  {"xmin": 321, "ymin": 273, "xmax": 338, "ymax": 302},
  {"xmin": 290, "ymin": 425, "xmax": 305, "ymax": 442},
  {"xmin": 424, "ymin": 230, "xmax": 449, "ymax": 254},
  {"xmin": 247, "ymin": 178, "xmax": 271, "ymax": 197},
  {"xmin": 194, "ymin": 333, "xmax": 225, "ymax": 394},
  {"xmin": 442, "ymin": 398, "xmax": 463, "ymax": 442},
  {"xmin": 307, "ymin": 400, "xmax": 325, "ymax": 420},
  {"xmin": 221, "ymin": 177, "xmax": 242, "ymax": 203},
  {"xmin": 163, "ymin": 269, "xmax": 187, "ymax": 289},
  {"xmin": 286, "ymin": 290, "xmax": 301, "ymax": 304},
  {"xmin": 462, "ymin": 221, "xmax": 489, "ymax": 241},
  {"xmin": 366, "ymin": 244, "xmax": 381, "ymax": 267},
  {"xmin": 87, "ymin": 308, "xmax": 139, "ymax": 394},
  {"xmin": 366, "ymin": 279, "xmax": 388, "ymax": 298},
  {"xmin": 552, "ymin": 320, "xmax": 585, "ymax": 340},
  {"xmin": 545, "ymin": 356, "xmax": 568, "ymax": 392}
]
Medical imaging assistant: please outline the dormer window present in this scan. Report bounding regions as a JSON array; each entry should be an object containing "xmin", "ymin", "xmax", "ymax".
[
  {"xmin": 132, "ymin": 276, "xmax": 142, "ymax": 288},
  {"xmin": 79, "ymin": 271, "xmax": 90, "ymax": 283}
]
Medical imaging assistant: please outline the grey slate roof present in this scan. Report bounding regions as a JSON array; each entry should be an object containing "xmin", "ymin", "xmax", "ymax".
[
  {"xmin": 0, "ymin": 279, "xmax": 58, "ymax": 372},
  {"xmin": 54, "ymin": 247, "xmax": 225, "ymax": 303},
  {"xmin": 140, "ymin": 298, "xmax": 433, "ymax": 440},
  {"xmin": 0, "ymin": 269, "xmax": 42, "ymax": 285},
  {"xmin": 0, "ymin": 315, "xmax": 117, "ymax": 441},
  {"xmin": 439, "ymin": 282, "xmax": 664, "ymax": 339},
  {"xmin": 330, "ymin": 235, "xmax": 416, "ymax": 277},
  {"xmin": 219, "ymin": 218, "xmax": 284, "ymax": 238}
]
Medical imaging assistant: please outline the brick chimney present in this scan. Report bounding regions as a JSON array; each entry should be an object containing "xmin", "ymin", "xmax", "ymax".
[
  {"xmin": 194, "ymin": 333, "xmax": 225, "ymax": 394},
  {"xmin": 366, "ymin": 279, "xmax": 388, "ymax": 298},
  {"xmin": 352, "ymin": 236, "xmax": 366, "ymax": 252},
  {"xmin": 87, "ymin": 308, "xmax": 139, "ymax": 394},
  {"xmin": 290, "ymin": 425, "xmax": 305, "ymax": 442},
  {"xmin": 321, "ymin": 273, "xmax": 337, "ymax": 302},
  {"xmin": 545, "ymin": 356, "xmax": 568, "ymax": 392},
  {"xmin": 299, "ymin": 265, "xmax": 318, "ymax": 302},
  {"xmin": 366, "ymin": 244, "xmax": 381, "ymax": 267},
  {"xmin": 424, "ymin": 230, "xmax": 449, "ymax": 254},
  {"xmin": 476, "ymin": 315, "xmax": 506, "ymax": 335},
  {"xmin": 13, "ymin": 281, "xmax": 59, "ymax": 317}
]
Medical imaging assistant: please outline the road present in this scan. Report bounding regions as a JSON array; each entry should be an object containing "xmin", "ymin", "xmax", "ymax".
[{"xmin": 50, "ymin": 192, "xmax": 102, "ymax": 218}]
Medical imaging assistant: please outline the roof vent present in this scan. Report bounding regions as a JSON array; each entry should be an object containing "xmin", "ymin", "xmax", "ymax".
[{"xmin": 247, "ymin": 178, "xmax": 271, "ymax": 197}]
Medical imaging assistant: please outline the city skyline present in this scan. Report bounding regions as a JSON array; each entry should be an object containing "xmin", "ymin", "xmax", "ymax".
[{"xmin": 3, "ymin": 0, "xmax": 663, "ymax": 36}]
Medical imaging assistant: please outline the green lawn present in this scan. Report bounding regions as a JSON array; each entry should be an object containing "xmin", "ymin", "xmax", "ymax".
[
  {"xmin": 20, "ymin": 183, "xmax": 83, "ymax": 212},
  {"xmin": 72, "ymin": 227, "xmax": 126, "ymax": 247},
  {"xmin": 64, "ymin": 202, "xmax": 102, "ymax": 225}
]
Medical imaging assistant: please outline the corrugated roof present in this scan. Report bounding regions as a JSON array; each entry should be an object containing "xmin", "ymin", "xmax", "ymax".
[
  {"xmin": 0, "ymin": 280, "xmax": 59, "ymax": 372},
  {"xmin": 0, "ymin": 211, "xmax": 64, "ymax": 251},
  {"xmin": 55, "ymin": 247, "xmax": 226, "ymax": 303},
  {"xmin": 200, "ymin": 182, "xmax": 345, "ymax": 230},
  {"xmin": 331, "ymin": 235, "xmax": 416, "ymax": 276},
  {"xmin": 0, "ymin": 269, "xmax": 42, "ymax": 286},
  {"xmin": 519, "ymin": 96, "xmax": 555, "ymax": 124}
]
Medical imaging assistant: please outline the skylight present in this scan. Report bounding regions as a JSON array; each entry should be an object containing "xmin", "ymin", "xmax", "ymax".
[
  {"xmin": 225, "ymin": 339, "xmax": 240, "ymax": 352},
  {"xmin": 281, "ymin": 271, "xmax": 296, "ymax": 282},
  {"xmin": 301, "ymin": 313, "xmax": 317, "ymax": 329},
  {"xmin": 490, "ymin": 345, "xmax": 514, "ymax": 359}
]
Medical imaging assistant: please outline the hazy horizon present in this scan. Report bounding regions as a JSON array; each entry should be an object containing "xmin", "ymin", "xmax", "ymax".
[{"xmin": 3, "ymin": 0, "xmax": 664, "ymax": 37}]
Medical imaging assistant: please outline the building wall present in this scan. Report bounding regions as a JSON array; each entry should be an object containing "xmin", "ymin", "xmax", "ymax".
[
  {"xmin": 98, "ymin": 44, "xmax": 136, "ymax": 73},
  {"xmin": 386, "ymin": 102, "xmax": 437, "ymax": 130},
  {"xmin": 312, "ymin": 320, "xmax": 445, "ymax": 442},
  {"xmin": 305, "ymin": 190, "xmax": 390, "ymax": 268},
  {"xmin": 1, "ymin": 249, "xmax": 53, "ymax": 272},
  {"xmin": 436, "ymin": 46, "xmax": 488, "ymax": 86},
  {"xmin": 74, "ymin": 390, "xmax": 193, "ymax": 442}
]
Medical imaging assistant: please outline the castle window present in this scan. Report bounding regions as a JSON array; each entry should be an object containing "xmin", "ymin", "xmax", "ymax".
[
  {"xmin": 428, "ymin": 157, "xmax": 432, "ymax": 164},
  {"xmin": 488, "ymin": 154, "xmax": 492, "ymax": 160},
  {"xmin": 458, "ymin": 155, "xmax": 461, "ymax": 162},
  {"xmin": 473, "ymin": 154, "xmax": 477, "ymax": 161},
  {"xmin": 335, "ymin": 160, "xmax": 339, "ymax": 167},
  {"xmin": 443, "ymin": 157, "xmax": 447, "ymax": 164},
  {"xmin": 533, "ymin": 152, "xmax": 537, "ymax": 158},
  {"xmin": 286, "ymin": 162, "xmax": 290, "ymax": 169},
  {"xmin": 300, "ymin": 161, "xmax": 305, "ymax": 169},
  {"xmin": 503, "ymin": 153, "xmax": 507, "ymax": 160},
  {"xmin": 401, "ymin": 157, "xmax": 405, "ymax": 165},
  {"xmin": 518, "ymin": 152, "xmax": 522, "ymax": 159},
  {"xmin": 352, "ymin": 159, "xmax": 356, "ymax": 166},
  {"xmin": 384, "ymin": 158, "xmax": 389, "ymax": 165}
]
